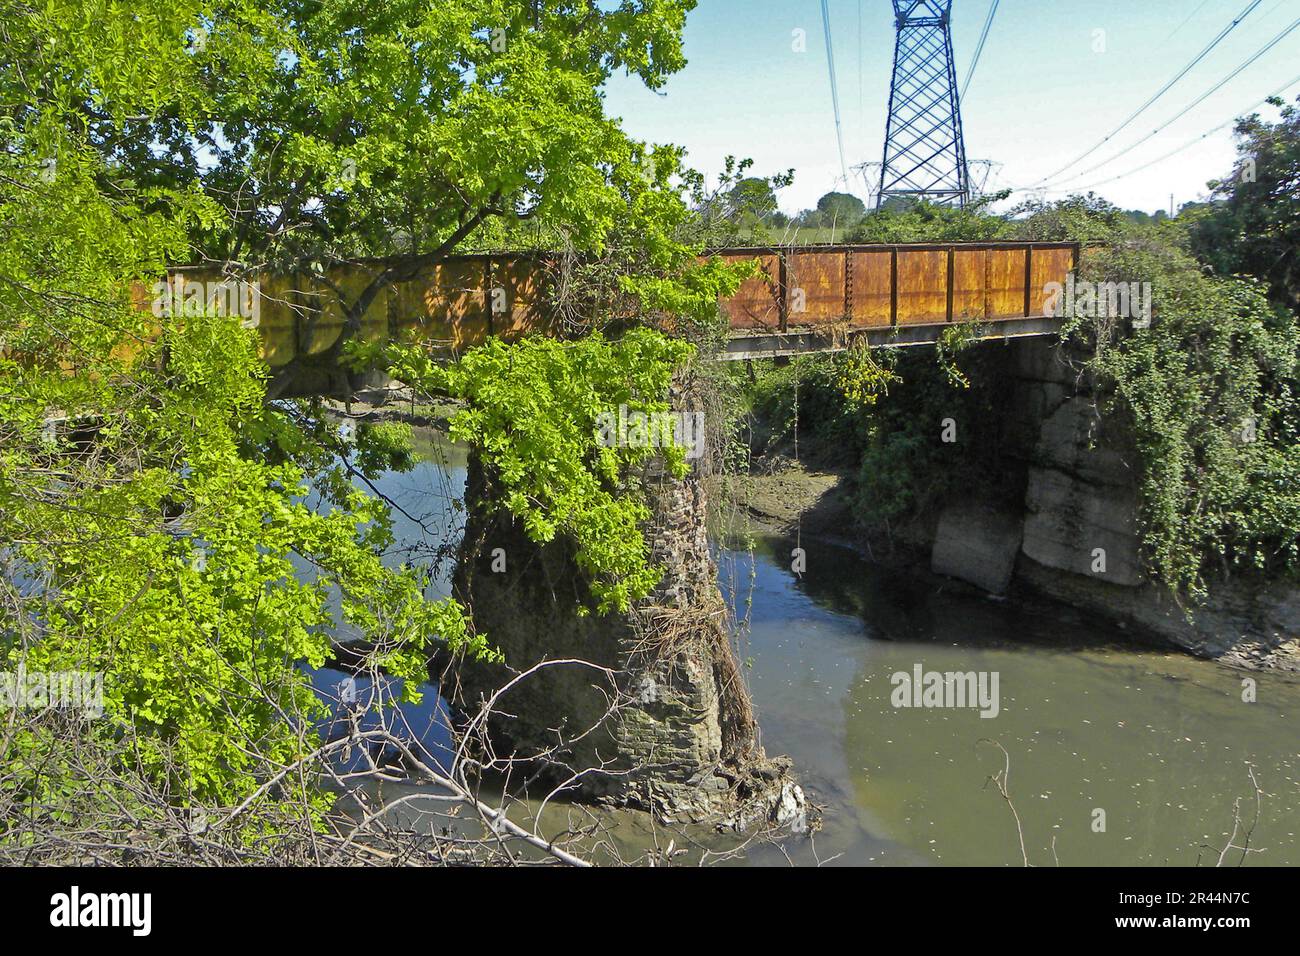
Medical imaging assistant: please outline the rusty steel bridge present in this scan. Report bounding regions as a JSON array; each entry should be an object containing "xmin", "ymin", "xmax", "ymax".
[{"xmin": 141, "ymin": 242, "xmax": 1079, "ymax": 365}]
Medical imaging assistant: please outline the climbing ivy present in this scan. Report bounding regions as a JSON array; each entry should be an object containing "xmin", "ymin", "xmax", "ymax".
[
  {"xmin": 1067, "ymin": 240, "xmax": 1300, "ymax": 599},
  {"xmin": 388, "ymin": 329, "xmax": 695, "ymax": 614}
]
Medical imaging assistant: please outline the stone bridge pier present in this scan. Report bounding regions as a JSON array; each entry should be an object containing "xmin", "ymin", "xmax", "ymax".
[{"xmin": 447, "ymin": 378, "xmax": 805, "ymax": 827}]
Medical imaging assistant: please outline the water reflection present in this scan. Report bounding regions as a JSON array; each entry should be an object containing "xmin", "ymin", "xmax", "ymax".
[
  {"xmin": 316, "ymin": 439, "xmax": 1299, "ymax": 866},
  {"xmin": 306, "ymin": 666, "xmax": 456, "ymax": 776},
  {"xmin": 728, "ymin": 534, "xmax": 1300, "ymax": 866}
]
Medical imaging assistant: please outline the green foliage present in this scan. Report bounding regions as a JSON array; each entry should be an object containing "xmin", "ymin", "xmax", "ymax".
[
  {"xmin": 3, "ymin": 302, "xmax": 488, "ymax": 806},
  {"xmin": 616, "ymin": 253, "xmax": 755, "ymax": 336},
  {"xmin": 747, "ymin": 356, "xmax": 863, "ymax": 462},
  {"xmin": 834, "ymin": 342, "xmax": 902, "ymax": 410},
  {"xmin": 741, "ymin": 340, "xmax": 1003, "ymax": 529},
  {"xmin": 850, "ymin": 344, "xmax": 1007, "ymax": 532},
  {"xmin": 119, "ymin": 0, "xmax": 704, "ymax": 271},
  {"xmin": 388, "ymin": 330, "xmax": 694, "ymax": 614},
  {"xmin": 852, "ymin": 191, "xmax": 1171, "ymax": 247},
  {"xmin": 3, "ymin": 0, "xmax": 717, "ymax": 830},
  {"xmin": 935, "ymin": 322, "xmax": 984, "ymax": 390},
  {"xmin": 726, "ymin": 176, "xmax": 784, "ymax": 227},
  {"xmin": 1191, "ymin": 94, "xmax": 1300, "ymax": 315},
  {"xmin": 850, "ymin": 197, "xmax": 1013, "ymax": 243},
  {"xmin": 678, "ymin": 156, "xmax": 795, "ymax": 245},
  {"xmin": 5, "ymin": 0, "xmax": 685, "ymax": 823},
  {"xmin": 1007, "ymin": 193, "xmax": 1134, "ymax": 243},
  {"xmin": 814, "ymin": 191, "xmax": 867, "ymax": 230},
  {"xmin": 1067, "ymin": 239, "xmax": 1300, "ymax": 598}
]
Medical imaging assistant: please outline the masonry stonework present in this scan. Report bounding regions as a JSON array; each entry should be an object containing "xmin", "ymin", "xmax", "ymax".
[{"xmin": 448, "ymin": 375, "xmax": 807, "ymax": 824}]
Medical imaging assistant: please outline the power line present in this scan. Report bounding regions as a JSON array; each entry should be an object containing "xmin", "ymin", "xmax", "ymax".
[
  {"xmin": 1044, "ymin": 15, "xmax": 1300, "ymax": 187},
  {"xmin": 1165, "ymin": 0, "xmax": 1216, "ymax": 43},
  {"xmin": 858, "ymin": 0, "xmax": 865, "ymax": 149},
  {"xmin": 1010, "ymin": 71, "xmax": 1300, "ymax": 197},
  {"xmin": 1031, "ymin": 0, "xmax": 1265, "ymax": 185},
  {"xmin": 961, "ymin": 0, "xmax": 1000, "ymax": 104},
  {"xmin": 820, "ymin": 0, "xmax": 850, "ymax": 187}
]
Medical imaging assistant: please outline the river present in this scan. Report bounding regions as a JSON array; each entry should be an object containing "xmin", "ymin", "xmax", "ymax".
[{"xmin": 313, "ymin": 429, "xmax": 1300, "ymax": 866}]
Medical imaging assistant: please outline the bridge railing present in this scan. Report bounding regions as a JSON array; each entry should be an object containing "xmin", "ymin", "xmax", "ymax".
[
  {"xmin": 714, "ymin": 242, "xmax": 1079, "ymax": 334},
  {"xmin": 126, "ymin": 242, "xmax": 1079, "ymax": 367}
]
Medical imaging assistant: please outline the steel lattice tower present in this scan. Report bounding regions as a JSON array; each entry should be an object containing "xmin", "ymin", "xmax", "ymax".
[{"xmin": 877, "ymin": 0, "xmax": 970, "ymax": 209}]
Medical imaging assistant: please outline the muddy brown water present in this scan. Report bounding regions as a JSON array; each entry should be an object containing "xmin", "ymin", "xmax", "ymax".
[{"xmin": 310, "ymin": 435, "xmax": 1299, "ymax": 866}]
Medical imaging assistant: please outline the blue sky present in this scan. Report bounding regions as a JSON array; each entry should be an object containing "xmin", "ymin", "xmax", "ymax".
[{"xmin": 601, "ymin": 0, "xmax": 1300, "ymax": 215}]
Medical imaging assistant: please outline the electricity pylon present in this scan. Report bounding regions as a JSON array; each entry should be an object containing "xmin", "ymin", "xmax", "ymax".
[{"xmin": 877, "ymin": 1, "xmax": 970, "ymax": 209}]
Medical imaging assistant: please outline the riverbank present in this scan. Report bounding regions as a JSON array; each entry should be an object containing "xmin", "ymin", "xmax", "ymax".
[
  {"xmin": 320, "ymin": 406, "xmax": 1300, "ymax": 866},
  {"xmin": 723, "ymin": 454, "xmax": 1300, "ymax": 674},
  {"xmin": 334, "ymin": 390, "xmax": 1299, "ymax": 675}
]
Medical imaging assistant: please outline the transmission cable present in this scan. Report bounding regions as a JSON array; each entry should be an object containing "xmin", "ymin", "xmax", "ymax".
[
  {"xmin": 960, "ymin": 0, "xmax": 1000, "ymax": 103},
  {"xmin": 1165, "ymin": 0, "xmax": 1216, "ymax": 43},
  {"xmin": 1045, "ymin": 14, "xmax": 1300, "ymax": 187},
  {"xmin": 1031, "ymin": 0, "xmax": 1265, "ymax": 185},
  {"xmin": 821, "ymin": 0, "xmax": 851, "ymax": 187},
  {"xmin": 1009, "ymin": 69, "xmax": 1300, "ymax": 197}
]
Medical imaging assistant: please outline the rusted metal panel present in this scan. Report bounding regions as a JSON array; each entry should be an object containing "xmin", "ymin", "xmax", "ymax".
[
  {"xmin": 951, "ymin": 248, "xmax": 988, "ymax": 322},
  {"xmin": 393, "ymin": 259, "xmax": 489, "ymax": 351},
  {"xmin": 985, "ymin": 247, "xmax": 1027, "ymax": 320},
  {"xmin": 1030, "ymin": 247, "xmax": 1074, "ymax": 316},
  {"xmin": 123, "ymin": 243, "xmax": 1080, "ymax": 365},
  {"xmin": 248, "ymin": 273, "xmax": 297, "ymax": 367},
  {"xmin": 307, "ymin": 265, "xmax": 389, "ymax": 355},
  {"xmin": 292, "ymin": 271, "xmax": 343, "ymax": 358},
  {"xmin": 486, "ymin": 257, "xmax": 547, "ymax": 340},
  {"xmin": 848, "ymin": 251, "xmax": 893, "ymax": 327},
  {"xmin": 785, "ymin": 251, "xmax": 846, "ymax": 327},
  {"xmin": 896, "ymin": 249, "xmax": 948, "ymax": 324},
  {"xmin": 717, "ymin": 253, "xmax": 781, "ymax": 330}
]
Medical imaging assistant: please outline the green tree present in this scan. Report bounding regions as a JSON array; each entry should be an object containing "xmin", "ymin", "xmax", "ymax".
[
  {"xmin": 850, "ymin": 196, "xmax": 1011, "ymax": 243},
  {"xmin": 1, "ymin": 0, "xmax": 718, "ymax": 834},
  {"xmin": 1, "ymin": 0, "xmax": 493, "ymax": 815},
  {"xmin": 815, "ymin": 190, "xmax": 866, "ymax": 229},
  {"xmin": 727, "ymin": 177, "xmax": 781, "ymax": 223},
  {"xmin": 683, "ymin": 160, "xmax": 793, "ymax": 241},
  {"xmin": 1008, "ymin": 192, "xmax": 1131, "ymax": 243},
  {"xmin": 75, "ymin": 0, "xmax": 717, "ymax": 395},
  {"xmin": 1191, "ymin": 95, "xmax": 1300, "ymax": 314}
]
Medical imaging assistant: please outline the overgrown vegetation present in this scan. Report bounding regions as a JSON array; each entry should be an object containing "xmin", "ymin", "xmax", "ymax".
[
  {"xmin": 385, "ymin": 330, "xmax": 695, "ymax": 615},
  {"xmin": 737, "ymin": 100, "xmax": 1300, "ymax": 600},
  {"xmin": 1073, "ymin": 205, "xmax": 1300, "ymax": 599},
  {"xmin": 741, "ymin": 331, "xmax": 1007, "ymax": 536},
  {"xmin": 0, "ymin": 0, "xmax": 724, "ymax": 860}
]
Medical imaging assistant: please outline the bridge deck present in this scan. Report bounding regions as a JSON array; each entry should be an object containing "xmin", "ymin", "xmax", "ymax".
[{"xmin": 139, "ymin": 242, "xmax": 1078, "ymax": 364}]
